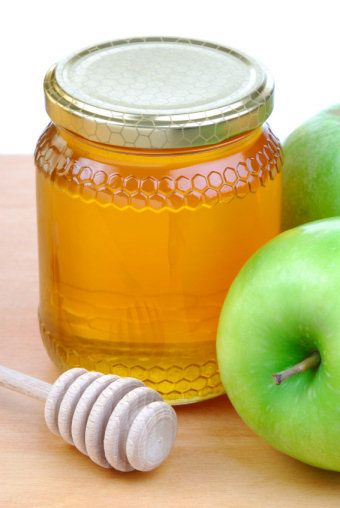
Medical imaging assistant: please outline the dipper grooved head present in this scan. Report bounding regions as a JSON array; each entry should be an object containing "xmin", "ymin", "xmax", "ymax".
[{"xmin": 44, "ymin": 368, "xmax": 177, "ymax": 472}]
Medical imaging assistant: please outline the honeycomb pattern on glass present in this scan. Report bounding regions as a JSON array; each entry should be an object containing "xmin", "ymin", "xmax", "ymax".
[
  {"xmin": 44, "ymin": 37, "xmax": 274, "ymax": 149},
  {"xmin": 39, "ymin": 321, "xmax": 223, "ymax": 404},
  {"xmin": 35, "ymin": 126, "xmax": 282, "ymax": 211}
]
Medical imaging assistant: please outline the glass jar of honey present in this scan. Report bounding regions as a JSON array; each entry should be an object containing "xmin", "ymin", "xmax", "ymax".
[{"xmin": 35, "ymin": 37, "xmax": 282, "ymax": 404}]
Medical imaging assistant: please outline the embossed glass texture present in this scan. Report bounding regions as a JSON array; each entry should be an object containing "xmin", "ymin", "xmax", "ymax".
[{"xmin": 35, "ymin": 39, "xmax": 282, "ymax": 404}]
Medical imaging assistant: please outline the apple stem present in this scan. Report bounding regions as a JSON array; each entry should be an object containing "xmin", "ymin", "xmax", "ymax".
[{"xmin": 272, "ymin": 351, "xmax": 321, "ymax": 385}]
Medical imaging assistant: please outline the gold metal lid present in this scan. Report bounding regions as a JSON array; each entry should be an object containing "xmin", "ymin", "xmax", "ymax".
[{"xmin": 44, "ymin": 37, "xmax": 274, "ymax": 149}]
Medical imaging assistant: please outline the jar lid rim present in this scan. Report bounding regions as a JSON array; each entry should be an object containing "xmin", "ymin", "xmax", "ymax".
[{"xmin": 44, "ymin": 37, "xmax": 274, "ymax": 149}]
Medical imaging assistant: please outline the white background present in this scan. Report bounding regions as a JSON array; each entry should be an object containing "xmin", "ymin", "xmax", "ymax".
[{"xmin": 0, "ymin": 0, "xmax": 339, "ymax": 153}]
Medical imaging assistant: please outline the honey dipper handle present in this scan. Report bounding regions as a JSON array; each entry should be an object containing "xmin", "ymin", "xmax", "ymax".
[{"xmin": 0, "ymin": 364, "xmax": 51, "ymax": 401}]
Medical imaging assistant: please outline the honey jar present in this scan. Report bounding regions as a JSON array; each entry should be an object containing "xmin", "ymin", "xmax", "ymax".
[{"xmin": 35, "ymin": 37, "xmax": 282, "ymax": 404}]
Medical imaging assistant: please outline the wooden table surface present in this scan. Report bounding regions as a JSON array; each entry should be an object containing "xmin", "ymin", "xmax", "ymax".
[{"xmin": 1, "ymin": 155, "xmax": 340, "ymax": 507}]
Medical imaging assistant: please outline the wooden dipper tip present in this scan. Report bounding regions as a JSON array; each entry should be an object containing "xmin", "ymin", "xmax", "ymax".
[
  {"xmin": 126, "ymin": 400, "xmax": 177, "ymax": 472},
  {"xmin": 44, "ymin": 368, "xmax": 177, "ymax": 472}
]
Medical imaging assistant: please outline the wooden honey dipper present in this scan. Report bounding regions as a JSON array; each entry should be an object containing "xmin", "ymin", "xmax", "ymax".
[{"xmin": 0, "ymin": 365, "xmax": 177, "ymax": 472}]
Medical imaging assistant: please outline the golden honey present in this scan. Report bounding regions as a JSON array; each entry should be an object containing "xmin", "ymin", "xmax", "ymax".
[{"xmin": 35, "ymin": 38, "xmax": 282, "ymax": 403}]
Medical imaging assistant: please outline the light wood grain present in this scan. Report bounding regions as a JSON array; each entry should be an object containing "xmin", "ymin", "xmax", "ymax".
[
  {"xmin": 1, "ymin": 155, "xmax": 340, "ymax": 507},
  {"xmin": 0, "ymin": 364, "xmax": 51, "ymax": 401}
]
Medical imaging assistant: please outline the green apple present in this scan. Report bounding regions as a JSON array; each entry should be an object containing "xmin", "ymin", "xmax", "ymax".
[
  {"xmin": 283, "ymin": 105, "xmax": 340, "ymax": 230},
  {"xmin": 217, "ymin": 217, "xmax": 340, "ymax": 471}
]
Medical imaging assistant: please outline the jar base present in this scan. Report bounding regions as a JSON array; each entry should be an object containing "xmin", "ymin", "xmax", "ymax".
[{"xmin": 39, "ymin": 319, "xmax": 224, "ymax": 405}]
